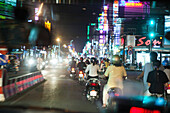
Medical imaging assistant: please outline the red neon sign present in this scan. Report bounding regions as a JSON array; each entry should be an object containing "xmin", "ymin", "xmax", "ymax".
[
  {"xmin": 125, "ymin": 2, "xmax": 143, "ymax": 7},
  {"xmin": 137, "ymin": 37, "xmax": 162, "ymax": 46}
]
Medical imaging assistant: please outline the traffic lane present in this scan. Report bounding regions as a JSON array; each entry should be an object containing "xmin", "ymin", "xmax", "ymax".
[
  {"xmin": 2, "ymin": 67, "xmax": 99, "ymax": 113},
  {"xmin": 99, "ymin": 71, "xmax": 143, "ymax": 97}
]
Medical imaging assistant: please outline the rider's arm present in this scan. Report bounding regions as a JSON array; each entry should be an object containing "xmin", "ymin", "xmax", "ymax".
[
  {"xmin": 165, "ymin": 83, "xmax": 168, "ymax": 87},
  {"xmin": 85, "ymin": 65, "xmax": 89, "ymax": 73},
  {"xmin": 148, "ymin": 83, "xmax": 151, "ymax": 87},
  {"xmin": 137, "ymin": 64, "xmax": 145, "ymax": 79},
  {"xmin": 122, "ymin": 66, "xmax": 127, "ymax": 79},
  {"xmin": 104, "ymin": 67, "xmax": 109, "ymax": 77},
  {"xmin": 122, "ymin": 66, "xmax": 127, "ymax": 77},
  {"xmin": 147, "ymin": 72, "xmax": 152, "ymax": 86},
  {"xmin": 163, "ymin": 71, "xmax": 169, "ymax": 87},
  {"xmin": 97, "ymin": 65, "xmax": 101, "ymax": 72},
  {"xmin": 137, "ymin": 71, "xmax": 144, "ymax": 79}
]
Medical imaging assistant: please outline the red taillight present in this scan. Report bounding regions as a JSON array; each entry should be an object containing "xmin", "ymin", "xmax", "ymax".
[
  {"xmin": 168, "ymin": 84, "xmax": 170, "ymax": 88},
  {"xmin": 90, "ymin": 83, "xmax": 98, "ymax": 86},
  {"xmin": 72, "ymin": 68, "xmax": 75, "ymax": 71},
  {"xmin": 79, "ymin": 71, "xmax": 83, "ymax": 74},
  {"xmin": 114, "ymin": 93, "xmax": 119, "ymax": 96},
  {"xmin": 130, "ymin": 107, "xmax": 161, "ymax": 113}
]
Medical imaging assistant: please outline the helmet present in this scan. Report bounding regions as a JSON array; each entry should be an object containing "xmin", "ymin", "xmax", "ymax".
[
  {"xmin": 80, "ymin": 57, "xmax": 83, "ymax": 61},
  {"xmin": 111, "ymin": 55, "xmax": 121, "ymax": 65},
  {"xmin": 150, "ymin": 52, "xmax": 157, "ymax": 62}
]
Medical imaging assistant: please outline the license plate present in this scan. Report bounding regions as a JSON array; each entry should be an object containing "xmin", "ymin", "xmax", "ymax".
[
  {"xmin": 79, "ymin": 74, "xmax": 83, "ymax": 77},
  {"xmin": 90, "ymin": 90, "xmax": 97, "ymax": 96},
  {"xmin": 167, "ymin": 89, "xmax": 170, "ymax": 94},
  {"xmin": 71, "ymin": 71, "xmax": 75, "ymax": 73}
]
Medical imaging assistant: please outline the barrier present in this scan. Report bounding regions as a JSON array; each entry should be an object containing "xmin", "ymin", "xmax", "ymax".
[
  {"xmin": 0, "ymin": 69, "xmax": 45, "ymax": 102},
  {"xmin": 0, "ymin": 69, "xmax": 5, "ymax": 101}
]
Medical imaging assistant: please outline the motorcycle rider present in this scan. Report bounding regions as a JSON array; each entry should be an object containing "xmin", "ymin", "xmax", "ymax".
[
  {"xmin": 102, "ymin": 55, "xmax": 127, "ymax": 108},
  {"xmin": 137, "ymin": 52, "xmax": 164, "ymax": 94},
  {"xmin": 68, "ymin": 57, "xmax": 77, "ymax": 73},
  {"xmin": 85, "ymin": 57, "xmax": 100, "ymax": 79},
  {"xmin": 147, "ymin": 60, "xmax": 169, "ymax": 97},
  {"xmin": 77, "ymin": 57, "xmax": 86, "ymax": 71},
  {"xmin": 104, "ymin": 58, "xmax": 110, "ymax": 71}
]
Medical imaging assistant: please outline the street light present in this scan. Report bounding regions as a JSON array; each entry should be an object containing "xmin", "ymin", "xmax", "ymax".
[
  {"xmin": 56, "ymin": 38, "xmax": 60, "ymax": 59},
  {"xmin": 37, "ymin": 3, "xmax": 44, "ymax": 16},
  {"xmin": 63, "ymin": 44, "xmax": 67, "ymax": 48},
  {"xmin": 56, "ymin": 38, "xmax": 60, "ymax": 42}
]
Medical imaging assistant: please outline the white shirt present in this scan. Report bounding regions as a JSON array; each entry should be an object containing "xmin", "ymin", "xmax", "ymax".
[
  {"xmin": 85, "ymin": 64, "xmax": 100, "ymax": 77},
  {"xmin": 104, "ymin": 65, "xmax": 127, "ymax": 89}
]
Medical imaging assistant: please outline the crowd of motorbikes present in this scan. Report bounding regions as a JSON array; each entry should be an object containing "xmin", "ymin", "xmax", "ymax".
[
  {"xmin": 68, "ymin": 58, "xmax": 123, "ymax": 106},
  {"xmin": 68, "ymin": 57, "xmax": 170, "ymax": 111}
]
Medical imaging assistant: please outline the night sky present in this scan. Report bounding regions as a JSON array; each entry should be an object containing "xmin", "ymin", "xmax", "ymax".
[
  {"xmin": 52, "ymin": 3, "xmax": 102, "ymax": 52},
  {"xmin": 51, "ymin": 0, "xmax": 170, "ymax": 52}
]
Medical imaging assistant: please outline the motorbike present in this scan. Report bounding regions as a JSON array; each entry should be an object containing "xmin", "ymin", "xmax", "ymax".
[
  {"xmin": 7, "ymin": 64, "xmax": 19, "ymax": 74},
  {"xmin": 70, "ymin": 67, "xmax": 76, "ymax": 79},
  {"xmin": 106, "ymin": 76, "xmax": 127, "ymax": 110},
  {"xmin": 164, "ymin": 83, "xmax": 170, "ymax": 101},
  {"xmin": 85, "ymin": 77, "xmax": 100, "ymax": 103},
  {"xmin": 107, "ymin": 87, "xmax": 122, "ymax": 110},
  {"xmin": 78, "ymin": 70, "xmax": 86, "ymax": 84}
]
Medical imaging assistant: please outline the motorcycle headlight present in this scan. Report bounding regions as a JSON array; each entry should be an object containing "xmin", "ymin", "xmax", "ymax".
[
  {"xmin": 28, "ymin": 59, "xmax": 35, "ymax": 65},
  {"xmin": 50, "ymin": 59, "xmax": 58, "ymax": 64},
  {"xmin": 42, "ymin": 62, "xmax": 46, "ymax": 65}
]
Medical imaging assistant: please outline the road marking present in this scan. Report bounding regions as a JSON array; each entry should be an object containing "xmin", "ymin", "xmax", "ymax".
[{"xmin": 59, "ymin": 75, "xmax": 66, "ymax": 78}]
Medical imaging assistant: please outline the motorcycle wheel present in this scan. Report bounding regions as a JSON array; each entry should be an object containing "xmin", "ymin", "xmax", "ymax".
[
  {"xmin": 79, "ymin": 80, "xmax": 83, "ymax": 85},
  {"xmin": 90, "ymin": 98, "xmax": 95, "ymax": 104},
  {"xmin": 107, "ymin": 98, "xmax": 118, "ymax": 112}
]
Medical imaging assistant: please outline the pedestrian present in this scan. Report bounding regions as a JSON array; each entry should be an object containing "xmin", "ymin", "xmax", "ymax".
[
  {"xmin": 139, "ymin": 62, "xmax": 142, "ymax": 70},
  {"xmin": 146, "ymin": 60, "xmax": 169, "ymax": 96},
  {"xmin": 137, "ymin": 52, "xmax": 164, "ymax": 94}
]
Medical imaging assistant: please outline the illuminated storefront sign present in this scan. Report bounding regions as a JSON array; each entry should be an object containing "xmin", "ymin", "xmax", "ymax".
[
  {"xmin": 113, "ymin": 0, "xmax": 119, "ymax": 22},
  {"xmin": 164, "ymin": 16, "xmax": 170, "ymax": 45},
  {"xmin": 6, "ymin": 0, "xmax": 17, "ymax": 6},
  {"xmin": 119, "ymin": 0, "xmax": 141, "ymax": 7},
  {"xmin": 35, "ymin": 8, "xmax": 39, "ymax": 20},
  {"xmin": 103, "ymin": 6, "xmax": 108, "ymax": 31},
  {"xmin": 113, "ymin": 0, "xmax": 121, "ymax": 46},
  {"xmin": 136, "ymin": 36, "xmax": 162, "ymax": 46},
  {"xmin": 125, "ymin": 2, "xmax": 143, "ymax": 7},
  {"xmin": 0, "ymin": 2, "xmax": 14, "ymax": 19}
]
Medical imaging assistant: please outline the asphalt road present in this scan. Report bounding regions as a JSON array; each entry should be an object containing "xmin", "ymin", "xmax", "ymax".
[
  {"xmin": 3, "ymin": 65, "xmax": 99, "ymax": 112},
  {"xmin": 1, "ymin": 65, "xmax": 156, "ymax": 113}
]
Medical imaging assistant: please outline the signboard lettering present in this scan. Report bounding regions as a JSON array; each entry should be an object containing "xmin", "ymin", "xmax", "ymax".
[{"xmin": 136, "ymin": 36, "xmax": 162, "ymax": 46}]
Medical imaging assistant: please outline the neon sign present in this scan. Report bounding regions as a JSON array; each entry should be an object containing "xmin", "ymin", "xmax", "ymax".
[
  {"xmin": 103, "ymin": 5, "xmax": 108, "ymax": 31},
  {"xmin": 136, "ymin": 37, "xmax": 162, "ymax": 46},
  {"xmin": 125, "ymin": 2, "xmax": 143, "ymax": 7},
  {"xmin": 35, "ymin": 8, "xmax": 39, "ymax": 20}
]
